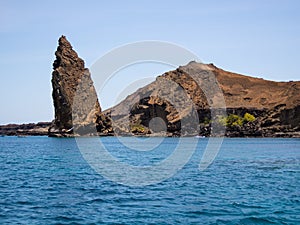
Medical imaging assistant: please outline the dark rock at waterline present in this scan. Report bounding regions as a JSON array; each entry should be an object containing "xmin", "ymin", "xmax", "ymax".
[{"xmin": 0, "ymin": 122, "xmax": 51, "ymax": 136}]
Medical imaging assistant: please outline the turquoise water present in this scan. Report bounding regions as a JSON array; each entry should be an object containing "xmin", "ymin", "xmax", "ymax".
[{"xmin": 0, "ymin": 137, "xmax": 299, "ymax": 224}]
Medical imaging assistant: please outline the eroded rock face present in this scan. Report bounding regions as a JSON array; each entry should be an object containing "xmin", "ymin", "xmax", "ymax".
[
  {"xmin": 49, "ymin": 36, "xmax": 103, "ymax": 136},
  {"xmin": 103, "ymin": 62, "xmax": 300, "ymax": 137}
]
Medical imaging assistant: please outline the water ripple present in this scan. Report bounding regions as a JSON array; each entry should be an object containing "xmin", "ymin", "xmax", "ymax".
[{"xmin": 0, "ymin": 137, "xmax": 299, "ymax": 224}]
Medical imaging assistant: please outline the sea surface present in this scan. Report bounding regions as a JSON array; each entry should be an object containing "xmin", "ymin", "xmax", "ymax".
[{"xmin": 0, "ymin": 136, "xmax": 299, "ymax": 224}]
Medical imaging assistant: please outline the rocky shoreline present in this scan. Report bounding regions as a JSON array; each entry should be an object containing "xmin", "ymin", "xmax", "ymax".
[
  {"xmin": 0, "ymin": 122, "xmax": 51, "ymax": 136},
  {"xmin": 1, "ymin": 118, "xmax": 299, "ymax": 138}
]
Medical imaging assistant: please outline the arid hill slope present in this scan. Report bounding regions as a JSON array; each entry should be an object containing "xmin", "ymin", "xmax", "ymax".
[
  {"xmin": 210, "ymin": 63, "xmax": 300, "ymax": 109},
  {"xmin": 103, "ymin": 62, "xmax": 300, "ymax": 137}
]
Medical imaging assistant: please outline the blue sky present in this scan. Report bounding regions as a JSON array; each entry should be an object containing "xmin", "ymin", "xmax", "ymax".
[{"xmin": 0, "ymin": 0, "xmax": 299, "ymax": 124}]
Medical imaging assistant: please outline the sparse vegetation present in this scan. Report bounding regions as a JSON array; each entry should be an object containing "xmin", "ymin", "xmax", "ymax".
[
  {"xmin": 243, "ymin": 112, "xmax": 256, "ymax": 122},
  {"xmin": 130, "ymin": 124, "xmax": 145, "ymax": 133},
  {"xmin": 217, "ymin": 113, "xmax": 256, "ymax": 127}
]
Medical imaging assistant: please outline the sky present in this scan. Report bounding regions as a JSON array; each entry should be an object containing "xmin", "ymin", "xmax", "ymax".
[{"xmin": 0, "ymin": 0, "xmax": 299, "ymax": 124}]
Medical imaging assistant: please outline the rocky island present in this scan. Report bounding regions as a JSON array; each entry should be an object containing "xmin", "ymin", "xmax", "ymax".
[{"xmin": 0, "ymin": 36, "xmax": 299, "ymax": 137}]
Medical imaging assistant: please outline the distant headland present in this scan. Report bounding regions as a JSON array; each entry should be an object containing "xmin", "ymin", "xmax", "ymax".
[{"xmin": 0, "ymin": 36, "xmax": 299, "ymax": 137}]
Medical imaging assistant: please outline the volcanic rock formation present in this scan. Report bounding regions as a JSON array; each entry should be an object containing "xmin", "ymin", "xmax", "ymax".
[
  {"xmin": 103, "ymin": 62, "xmax": 300, "ymax": 137},
  {"xmin": 48, "ymin": 36, "xmax": 109, "ymax": 136},
  {"xmin": 46, "ymin": 36, "xmax": 299, "ymax": 137},
  {"xmin": 1, "ymin": 37, "xmax": 298, "ymax": 137},
  {"xmin": 0, "ymin": 122, "xmax": 51, "ymax": 136}
]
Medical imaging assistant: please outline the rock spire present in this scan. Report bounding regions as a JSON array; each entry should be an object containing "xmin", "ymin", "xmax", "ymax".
[{"xmin": 49, "ymin": 35, "xmax": 102, "ymax": 136}]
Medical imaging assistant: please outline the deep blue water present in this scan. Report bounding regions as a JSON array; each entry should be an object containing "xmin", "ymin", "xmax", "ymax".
[{"xmin": 0, "ymin": 137, "xmax": 299, "ymax": 224}]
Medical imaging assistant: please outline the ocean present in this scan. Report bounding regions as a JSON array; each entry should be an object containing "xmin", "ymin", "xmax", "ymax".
[{"xmin": 0, "ymin": 136, "xmax": 299, "ymax": 224}]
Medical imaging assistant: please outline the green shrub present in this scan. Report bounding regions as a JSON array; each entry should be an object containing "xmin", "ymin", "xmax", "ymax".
[
  {"xmin": 227, "ymin": 114, "xmax": 243, "ymax": 127},
  {"xmin": 243, "ymin": 112, "xmax": 255, "ymax": 122},
  {"xmin": 130, "ymin": 124, "xmax": 145, "ymax": 133},
  {"xmin": 217, "ymin": 113, "xmax": 255, "ymax": 127}
]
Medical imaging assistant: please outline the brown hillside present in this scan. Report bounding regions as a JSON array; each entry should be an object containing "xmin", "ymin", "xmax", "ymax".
[
  {"xmin": 103, "ymin": 61, "xmax": 300, "ymax": 137},
  {"xmin": 209, "ymin": 63, "xmax": 300, "ymax": 109}
]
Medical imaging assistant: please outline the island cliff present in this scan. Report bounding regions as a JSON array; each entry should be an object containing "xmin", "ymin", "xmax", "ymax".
[{"xmin": 0, "ymin": 36, "xmax": 299, "ymax": 137}]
